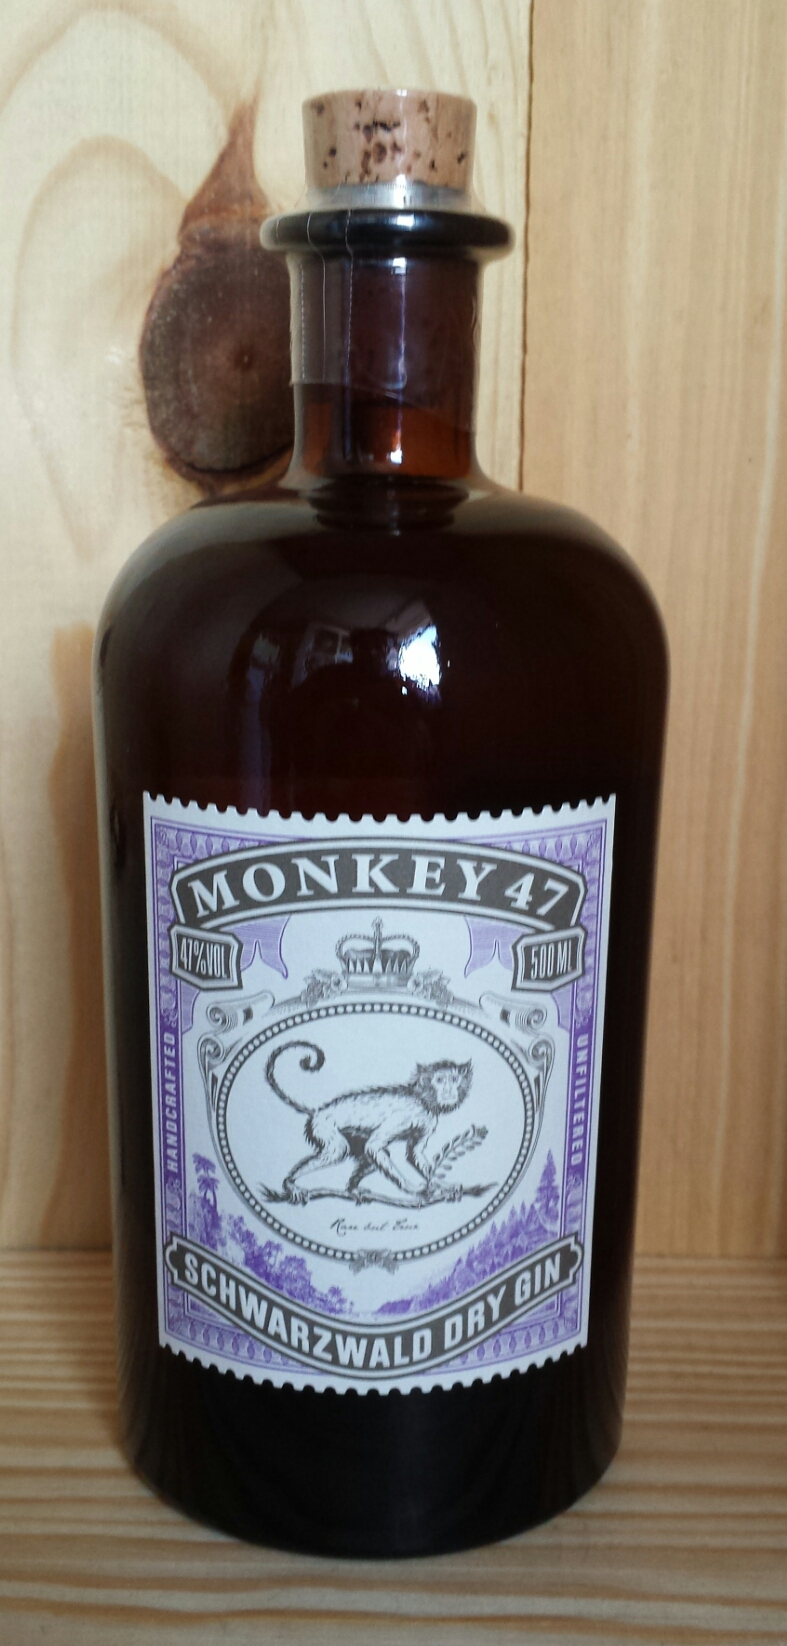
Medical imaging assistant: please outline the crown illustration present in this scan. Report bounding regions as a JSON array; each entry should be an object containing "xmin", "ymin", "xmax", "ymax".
[{"xmin": 336, "ymin": 918, "xmax": 419, "ymax": 988}]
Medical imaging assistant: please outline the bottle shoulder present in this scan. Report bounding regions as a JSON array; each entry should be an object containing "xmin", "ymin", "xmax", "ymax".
[
  {"xmin": 95, "ymin": 478, "xmax": 667, "ymax": 690},
  {"xmin": 459, "ymin": 482, "xmax": 665, "ymax": 627},
  {"xmin": 95, "ymin": 492, "xmax": 314, "ymax": 632},
  {"xmin": 94, "ymin": 478, "xmax": 667, "ymax": 819}
]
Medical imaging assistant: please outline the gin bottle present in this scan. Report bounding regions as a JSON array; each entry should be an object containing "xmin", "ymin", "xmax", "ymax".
[{"xmin": 93, "ymin": 89, "xmax": 667, "ymax": 1556}]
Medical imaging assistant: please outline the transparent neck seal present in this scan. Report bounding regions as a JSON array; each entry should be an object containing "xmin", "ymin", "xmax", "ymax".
[{"xmin": 260, "ymin": 90, "xmax": 511, "ymax": 445}]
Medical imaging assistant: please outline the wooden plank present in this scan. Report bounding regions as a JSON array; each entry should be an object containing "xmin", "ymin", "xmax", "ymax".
[
  {"xmin": 0, "ymin": 0, "xmax": 530, "ymax": 1247},
  {"xmin": 523, "ymin": 0, "xmax": 787, "ymax": 1254},
  {"xmin": 0, "ymin": 1251, "xmax": 785, "ymax": 1643}
]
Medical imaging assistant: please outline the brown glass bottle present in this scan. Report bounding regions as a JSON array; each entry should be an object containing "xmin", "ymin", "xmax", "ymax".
[{"xmin": 93, "ymin": 91, "xmax": 667, "ymax": 1557}]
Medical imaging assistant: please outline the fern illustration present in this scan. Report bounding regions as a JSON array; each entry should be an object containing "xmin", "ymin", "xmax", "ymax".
[{"xmin": 429, "ymin": 1124, "xmax": 488, "ymax": 1183}]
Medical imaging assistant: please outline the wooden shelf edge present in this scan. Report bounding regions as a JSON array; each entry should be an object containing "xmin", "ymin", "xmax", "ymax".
[{"xmin": 0, "ymin": 1252, "xmax": 785, "ymax": 1644}]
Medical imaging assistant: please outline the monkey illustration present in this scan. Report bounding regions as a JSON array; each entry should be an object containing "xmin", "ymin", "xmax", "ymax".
[{"xmin": 263, "ymin": 1040, "xmax": 476, "ymax": 1206}]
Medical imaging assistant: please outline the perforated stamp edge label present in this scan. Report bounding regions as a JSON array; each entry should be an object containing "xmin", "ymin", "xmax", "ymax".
[{"xmin": 144, "ymin": 799, "xmax": 615, "ymax": 1394}]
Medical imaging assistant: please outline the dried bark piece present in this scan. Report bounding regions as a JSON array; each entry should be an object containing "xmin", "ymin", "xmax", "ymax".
[{"xmin": 140, "ymin": 103, "xmax": 292, "ymax": 485}]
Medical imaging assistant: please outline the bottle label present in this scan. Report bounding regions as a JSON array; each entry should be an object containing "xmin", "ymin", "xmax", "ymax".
[{"xmin": 144, "ymin": 796, "xmax": 614, "ymax": 1394}]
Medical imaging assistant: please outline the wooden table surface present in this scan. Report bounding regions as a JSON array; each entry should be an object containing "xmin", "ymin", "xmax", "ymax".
[{"xmin": 1, "ymin": 1252, "xmax": 785, "ymax": 1645}]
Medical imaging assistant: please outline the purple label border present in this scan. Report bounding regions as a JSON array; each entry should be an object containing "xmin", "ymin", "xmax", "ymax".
[{"xmin": 145, "ymin": 803, "xmax": 612, "ymax": 1389}]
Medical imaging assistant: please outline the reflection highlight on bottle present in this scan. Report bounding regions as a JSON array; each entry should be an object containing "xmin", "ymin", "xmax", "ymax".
[{"xmin": 398, "ymin": 625, "xmax": 441, "ymax": 691}]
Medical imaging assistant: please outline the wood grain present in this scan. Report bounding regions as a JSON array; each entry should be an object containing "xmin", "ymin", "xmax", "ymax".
[
  {"xmin": 4, "ymin": 0, "xmax": 787, "ymax": 1259},
  {"xmin": 523, "ymin": 0, "xmax": 787, "ymax": 1254},
  {"xmin": 1, "ymin": 1252, "xmax": 785, "ymax": 1642},
  {"xmin": 0, "ymin": 0, "xmax": 530, "ymax": 1247},
  {"xmin": 41, "ymin": 625, "xmax": 110, "ymax": 1247}
]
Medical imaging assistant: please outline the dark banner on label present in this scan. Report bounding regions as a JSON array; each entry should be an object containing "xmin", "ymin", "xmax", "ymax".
[
  {"xmin": 165, "ymin": 1233, "xmax": 582, "ymax": 1381},
  {"xmin": 169, "ymin": 925, "xmax": 242, "ymax": 990},
  {"xmin": 512, "ymin": 928, "xmax": 586, "ymax": 991},
  {"xmin": 170, "ymin": 839, "xmax": 586, "ymax": 934}
]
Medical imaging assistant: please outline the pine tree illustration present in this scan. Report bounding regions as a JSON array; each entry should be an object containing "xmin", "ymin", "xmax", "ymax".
[
  {"xmin": 190, "ymin": 1153, "xmax": 222, "ymax": 1246},
  {"xmin": 534, "ymin": 1152, "xmax": 560, "ymax": 1230},
  {"xmin": 194, "ymin": 1153, "xmax": 219, "ymax": 1211}
]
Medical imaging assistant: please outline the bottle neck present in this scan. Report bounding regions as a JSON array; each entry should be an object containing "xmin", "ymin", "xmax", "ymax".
[{"xmin": 287, "ymin": 253, "xmax": 482, "ymax": 481}]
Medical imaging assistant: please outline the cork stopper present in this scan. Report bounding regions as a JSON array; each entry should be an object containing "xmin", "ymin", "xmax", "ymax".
[{"xmin": 304, "ymin": 89, "xmax": 476, "ymax": 193}]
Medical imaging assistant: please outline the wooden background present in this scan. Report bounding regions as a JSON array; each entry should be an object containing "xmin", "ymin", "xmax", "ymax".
[{"xmin": 0, "ymin": 0, "xmax": 784, "ymax": 1258}]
